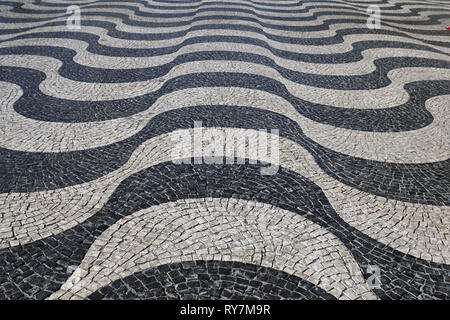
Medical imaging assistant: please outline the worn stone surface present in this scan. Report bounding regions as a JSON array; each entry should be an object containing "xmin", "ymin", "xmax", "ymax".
[
  {"xmin": 87, "ymin": 260, "xmax": 338, "ymax": 300},
  {"xmin": 0, "ymin": 0, "xmax": 449, "ymax": 300}
]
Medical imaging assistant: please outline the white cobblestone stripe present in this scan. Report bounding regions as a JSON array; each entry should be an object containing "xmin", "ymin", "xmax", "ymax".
[
  {"xmin": 1, "ymin": 55, "xmax": 449, "ymax": 109},
  {"xmin": 0, "ymin": 0, "xmax": 448, "ymax": 301},
  {"xmin": 1, "ymin": 3, "xmax": 447, "ymax": 32},
  {"xmin": 3, "ymin": 38, "xmax": 449, "ymax": 75},
  {"xmin": 17, "ymin": 0, "xmax": 449, "ymax": 13},
  {"xmin": 48, "ymin": 198, "xmax": 376, "ymax": 300},
  {"xmin": 2, "ymin": 26, "xmax": 446, "ymax": 55},
  {"xmin": 1, "ymin": 6, "xmax": 448, "ymax": 45},
  {"xmin": 0, "ymin": 154, "xmax": 438, "ymax": 300},
  {"xmin": 6, "ymin": 4, "xmax": 447, "ymax": 26},
  {"xmin": 1, "ymin": 83, "xmax": 448, "ymax": 164},
  {"xmin": 1, "ymin": 128, "xmax": 448, "ymax": 265}
]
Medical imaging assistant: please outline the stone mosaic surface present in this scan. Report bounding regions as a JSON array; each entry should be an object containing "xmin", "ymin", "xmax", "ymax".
[
  {"xmin": 0, "ymin": 0, "xmax": 449, "ymax": 300},
  {"xmin": 87, "ymin": 260, "xmax": 337, "ymax": 300}
]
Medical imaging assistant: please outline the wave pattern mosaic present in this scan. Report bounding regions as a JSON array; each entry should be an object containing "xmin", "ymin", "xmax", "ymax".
[{"xmin": 0, "ymin": 0, "xmax": 449, "ymax": 300}]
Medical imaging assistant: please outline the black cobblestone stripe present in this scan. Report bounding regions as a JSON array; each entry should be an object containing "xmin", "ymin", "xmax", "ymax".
[
  {"xmin": 1, "ymin": 4, "xmax": 449, "ymax": 36},
  {"xmin": 2, "ymin": 66, "xmax": 449, "ymax": 134},
  {"xmin": 0, "ymin": 14, "xmax": 450, "ymax": 51},
  {"xmin": 8, "ymin": 0, "xmax": 440, "ymax": 10},
  {"xmin": 87, "ymin": 260, "xmax": 337, "ymax": 300},
  {"xmin": 5, "ymin": 3, "xmax": 450, "ymax": 28},
  {"xmin": 1, "ymin": 0, "xmax": 449, "ymax": 302},
  {"xmin": 1, "ymin": 42, "xmax": 449, "ymax": 88},
  {"xmin": 1, "ymin": 105, "xmax": 448, "ymax": 205},
  {"xmin": 0, "ymin": 161, "xmax": 448, "ymax": 300},
  {"xmin": 5, "ymin": 0, "xmax": 448, "ymax": 17},
  {"xmin": 1, "ymin": 15, "xmax": 449, "ymax": 49}
]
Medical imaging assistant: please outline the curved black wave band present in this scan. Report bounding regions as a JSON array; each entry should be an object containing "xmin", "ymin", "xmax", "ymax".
[
  {"xmin": 1, "ymin": 104, "xmax": 448, "ymax": 205},
  {"xmin": 1, "ymin": 5, "xmax": 449, "ymax": 37},
  {"xmin": 1, "ymin": 15, "xmax": 449, "ymax": 49},
  {"xmin": 1, "ymin": 40, "xmax": 449, "ymax": 87},
  {"xmin": 5, "ymin": 0, "xmax": 442, "ymax": 10},
  {"xmin": 87, "ymin": 260, "xmax": 336, "ymax": 300},
  {"xmin": 6, "ymin": 0, "xmax": 450, "ymax": 18},
  {"xmin": 0, "ymin": 160, "xmax": 448, "ymax": 300},
  {"xmin": 2, "ymin": 65, "xmax": 449, "ymax": 134}
]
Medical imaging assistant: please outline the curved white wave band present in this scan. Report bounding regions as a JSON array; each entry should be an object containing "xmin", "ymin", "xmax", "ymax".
[
  {"xmin": 2, "ymin": 37, "xmax": 449, "ymax": 77},
  {"xmin": 1, "ymin": 55, "xmax": 449, "ymax": 111},
  {"xmin": 0, "ymin": 79, "xmax": 448, "ymax": 165},
  {"xmin": 48, "ymin": 198, "xmax": 376, "ymax": 300},
  {"xmin": 6, "ymin": 4, "xmax": 446, "ymax": 26},
  {"xmin": 2, "ymin": 23, "xmax": 446, "ymax": 57},
  {"xmin": 1, "ymin": 128, "xmax": 448, "ymax": 265},
  {"xmin": 19, "ymin": 0, "xmax": 449, "ymax": 16},
  {"xmin": 0, "ymin": 9, "xmax": 448, "ymax": 46}
]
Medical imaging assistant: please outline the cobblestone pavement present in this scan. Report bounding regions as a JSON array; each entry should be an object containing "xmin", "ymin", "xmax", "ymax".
[{"xmin": 0, "ymin": 0, "xmax": 449, "ymax": 300}]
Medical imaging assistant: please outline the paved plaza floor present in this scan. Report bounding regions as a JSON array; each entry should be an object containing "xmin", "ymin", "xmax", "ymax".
[{"xmin": 0, "ymin": 0, "xmax": 449, "ymax": 300}]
